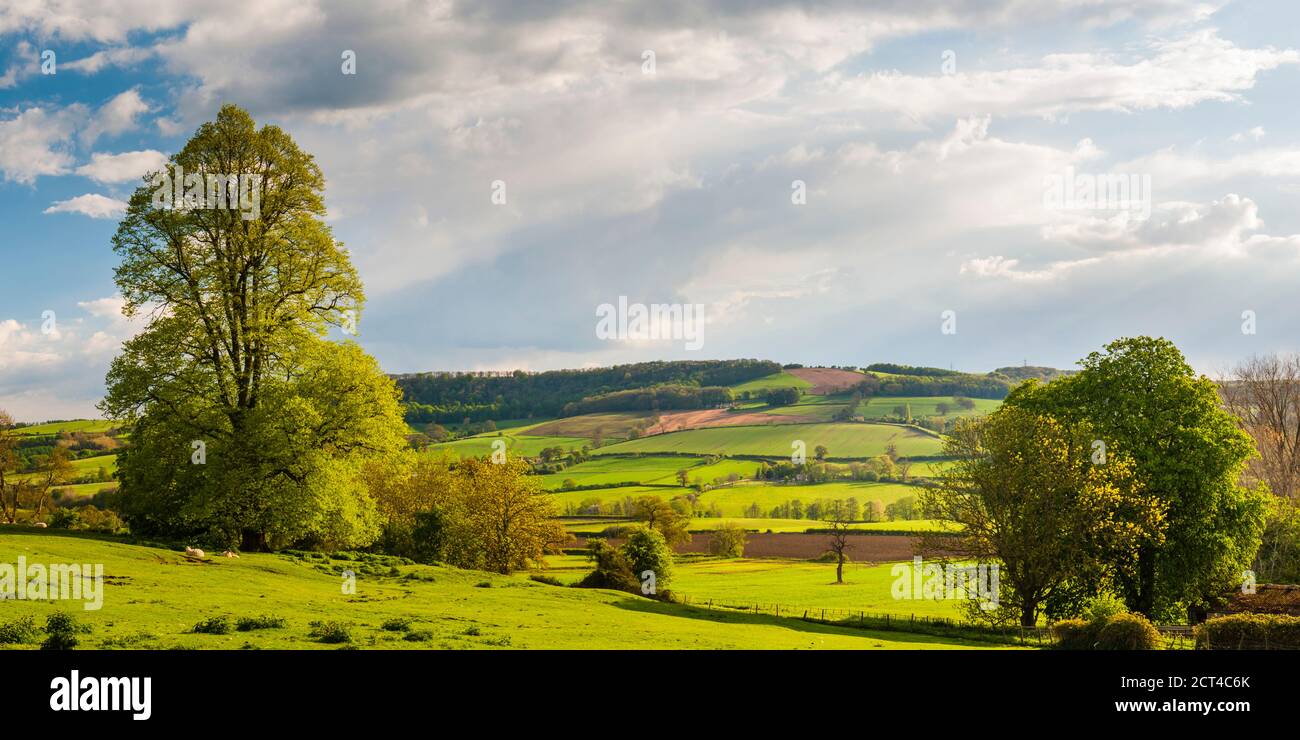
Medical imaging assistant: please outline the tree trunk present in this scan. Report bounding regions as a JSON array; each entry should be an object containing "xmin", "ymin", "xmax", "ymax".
[
  {"xmin": 1020, "ymin": 603, "xmax": 1036, "ymax": 627},
  {"xmin": 836, "ymin": 556, "xmax": 844, "ymax": 584}
]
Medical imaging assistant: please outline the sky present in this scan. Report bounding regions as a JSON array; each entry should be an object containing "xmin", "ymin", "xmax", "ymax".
[{"xmin": 2, "ymin": 0, "xmax": 1300, "ymax": 421}]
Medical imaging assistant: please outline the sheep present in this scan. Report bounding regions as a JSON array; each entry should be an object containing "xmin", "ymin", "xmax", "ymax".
[
  {"xmin": 33, "ymin": 522, "xmax": 48, "ymax": 528},
  {"xmin": 184, "ymin": 546, "xmax": 206, "ymax": 559},
  {"xmin": 222, "ymin": 550, "xmax": 240, "ymax": 559}
]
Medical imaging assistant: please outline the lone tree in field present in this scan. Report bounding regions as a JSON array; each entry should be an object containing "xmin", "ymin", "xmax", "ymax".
[
  {"xmin": 101, "ymin": 105, "xmax": 408, "ymax": 550},
  {"xmin": 1007, "ymin": 337, "xmax": 1268, "ymax": 620},
  {"xmin": 826, "ymin": 518, "xmax": 852, "ymax": 584}
]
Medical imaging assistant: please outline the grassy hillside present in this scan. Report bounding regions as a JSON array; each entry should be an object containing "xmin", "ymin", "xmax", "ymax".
[
  {"xmin": 426, "ymin": 433, "xmax": 591, "ymax": 459},
  {"xmin": 0, "ymin": 529, "xmax": 1001, "ymax": 650},
  {"xmin": 729, "ymin": 371, "xmax": 812, "ymax": 394},
  {"xmin": 14, "ymin": 419, "xmax": 118, "ymax": 436},
  {"xmin": 594, "ymin": 422, "xmax": 943, "ymax": 458}
]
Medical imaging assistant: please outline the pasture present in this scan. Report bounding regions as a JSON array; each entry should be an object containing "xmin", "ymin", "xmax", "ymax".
[
  {"xmin": 594, "ymin": 422, "xmax": 943, "ymax": 458},
  {"xmin": 0, "ymin": 529, "xmax": 1002, "ymax": 650}
]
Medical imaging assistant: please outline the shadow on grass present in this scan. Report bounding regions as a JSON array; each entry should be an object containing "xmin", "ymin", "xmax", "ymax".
[{"xmin": 611, "ymin": 595, "xmax": 1010, "ymax": 648}]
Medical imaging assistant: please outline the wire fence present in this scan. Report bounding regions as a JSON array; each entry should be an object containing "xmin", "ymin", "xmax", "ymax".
[{"xmin": 674, "ymin": 595, "xmax": 1198, "ymax": 648}]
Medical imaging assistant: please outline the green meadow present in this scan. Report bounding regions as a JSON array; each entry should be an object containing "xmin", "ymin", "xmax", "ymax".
[
  {"xmin": 728, "ymin": 371, "xmax": 812, "ymax": 394},
  {"xmin": 0, "ymin": 530, "xmax": 1002, "ymax": 650},
  {"xmin": 594, "ymin": 422, "xmax": 943, "ymax": 458}
]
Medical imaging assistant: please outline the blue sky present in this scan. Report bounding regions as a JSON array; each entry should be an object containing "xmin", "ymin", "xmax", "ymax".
[{"xmin": 3, "ymin": 0, "xmax": 1300, "ymax": 420}]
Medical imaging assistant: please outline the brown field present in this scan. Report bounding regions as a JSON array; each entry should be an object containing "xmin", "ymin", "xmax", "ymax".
[
  {"xmin": 526, "ymin": 412, "xmax": 652, "ymax": 439},
  {"xmin": 645, "ymin": 408, "xmax": 816, "ymax": 435},
  {"xmin": 786, "ymin": 367, "xmax": 866, "ymax": 395}
]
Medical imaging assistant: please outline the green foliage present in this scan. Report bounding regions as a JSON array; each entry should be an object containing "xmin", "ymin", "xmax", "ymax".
[
  {"xmin": 308, "ymin": 620, "xmax": 352, "ymax": 643},
  {"xmin": 1051, "ymin": 619, "xmax": 1094, "ymax": 650},
  {"xmin": 707, "ymin": 523, "xmax": 747, "ymax": 558},
  {"xmin": 1195, "ymin": 614, "xmax": 1300, "ymax": 650},
  {"xmin": 1095, "ymin": 613, "xmax": 1162, "ymax": 650},
  {"xmin": 565, "ymin": 385, "xmax": 733, "ymax": 415},
  {"xmin": 622, "ymin": 526, "xmax": 674, "ymax": 590},
  {"xmin": 102, "ymin": 105, "xmax": 408, "ymax": 551},
  {"xmin": 399, "ymin": 360, "xmax": 778, "ymax": 423},
  {"xmin": 192, "ymin": 616, "xmax": 231, "ymax": 634},
  {"xmin": 381, "ymin": 617, "xmax": 412, "ymax": 632},
  {"xmin": 41, "ymin": 612, "xmax": 88, "ymax": 650},
  {"xmin": 236, "ymin": 615, "xmax": 286, "ymax": 631},
  {"xmin": 0, "ymin": 615, "xmax": 39, "ymax": 645},
  {"xmin": 1007, "ymin": 336, "xmax": 1269, "ymax": 617},
  {"xmin": 576, "ymin": 538, "xmax": 642, "ymax": 593}
]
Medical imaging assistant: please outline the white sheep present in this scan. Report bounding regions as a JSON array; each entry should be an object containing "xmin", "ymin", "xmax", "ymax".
[
  {"xmin": 222, "ymin": 550, "xmax": 240, "ymax": 559},
  {"xmin": 184, "ymin": 546, "xmax": 206, "ymax": 559},
  {"xmin": 33, "ymin": 522, "xmax": 48, "ymax": 528}
]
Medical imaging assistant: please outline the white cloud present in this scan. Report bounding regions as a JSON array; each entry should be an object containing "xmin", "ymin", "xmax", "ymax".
[
  {"xmin": 81, "ymin": 88, "xmax": 150, "ymax": 145},
  {"xmin": 75, "ymin": 149, "xmax": 168, "ymax": 183},
  {"xmin": 43, "ymin": 193, "xmax": 128, "ymax": 219},
  {"xmin": 0, "ymin": 106, "xmax": 84, "ymax": 183}
]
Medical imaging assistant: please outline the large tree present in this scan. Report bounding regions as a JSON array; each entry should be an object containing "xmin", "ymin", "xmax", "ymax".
[
  {"xmin": 101, "ymin": 105, "xmax": 407, "ymax": 550},
  {"xmin": 1006, "ymin": 336, "xmax": 1268, "ymax": 619},
  {"xmin": 922, "ymin": 407, "xmax": 1161, "ymax": 626}
]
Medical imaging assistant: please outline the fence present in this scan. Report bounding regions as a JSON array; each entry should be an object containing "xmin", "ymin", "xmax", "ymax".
[{"xmin": 673, "ymin": 595, "xmax": 1198, "ymax": 648}]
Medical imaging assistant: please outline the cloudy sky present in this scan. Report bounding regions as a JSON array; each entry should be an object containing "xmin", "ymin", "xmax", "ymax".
[{"xmin": 2, "ymin": 0, "xmax": 1300, "ymax": 420}]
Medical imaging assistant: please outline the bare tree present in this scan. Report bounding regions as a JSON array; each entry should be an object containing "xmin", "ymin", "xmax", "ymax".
[
  {"xmin": 1220, "ymin": 354, "xmax": 1300, "ymax": 499},
  {"xmin": 826, "ymin": 518, "xmax": 853, "ymax": 584}
]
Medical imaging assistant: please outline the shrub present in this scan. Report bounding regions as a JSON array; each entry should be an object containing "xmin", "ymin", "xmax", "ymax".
[
  {"xmin": 403, "ymin": 630, "xmax": 434, "ymax": 642},
  {"xmin": 575, "ymin": 539, "xmax": 641, "ymax": 593},
  {"xmin": 707, "ymin": 523, "xmax": 747, "ymax": 558},
  {"xmin": 1195, "ymin": 614, "xmax": 1300, "ymax": 650},
  {"xmin": 308, "ymin": 620, "xmax": 352, "ymax": 644},
  {"xmin": 48, "ymin": 508, "xmax": 80, "ymax": 529},
  {"xmin": 0, "ymin": 615, "xmax": 39, "ymax": 645},
  {"xmin": 622, "ymin": 526, "xmax": 673, "ymax": 591},
  {"xmin": 1096, "ymin": 613, "xmax": 1161, "ymax": 650},
  {"xmin": 1082, "ymin": 594, "xmax": 1127, "ymax": 624},
  {"xmin": 529, "ymin": 574, "xmax": 564, "ymax": 586},
  {"xmin": 1052, "ymin": 618, "xmax": 1095, "ymax": 650},
  {"xmin": 41, "ymin": 612, "xmax": 88, "ymax": 650},
  {"xmin": 192, "ymin": 616, "xmax": 231, "ymax": 635},
  {"xmin": 382, "ymin": 617, "xmax": 412, "ymax": 632},
  {"xmin": 235, "ymin": 615, "xmax": 286, "ymax": 632}
]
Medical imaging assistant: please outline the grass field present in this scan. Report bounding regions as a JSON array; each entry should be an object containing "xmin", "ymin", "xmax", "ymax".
[
  {"xmin": 699, "ymin": 480, "xmax": 921, "ymax": 515},
  {"xmin": 857, "ymin": 396, "xmax": 1001, "ymax": 419},
  {"xmin": 595, "ymin": 422, "xmax": 943, "ymax": 458},
  {"xmin": 14, "ymin": 419, "xmax": 119, "ymax": 436},
  {"xmin": 560, "ymin": 516, "xmax": 948, "ymax": 534},
  {"xmin": 535, "ymin": 555, "xmax": 970, "ymax": 620},
  {"xmin": 760, "ymin": 403, "xmax": 849, "ymax": 420},
  {"xmin": 521, "ymin": 412, "xmax": 652, "ymax": 440},
  {"xmin": 729, "ymin": 372, "xmax": 811, "ymax": 395},
  {"xmin": 426, "ymin": 433, "xmax": 591, "ymax": 459},
  {"xmin": 0, "ymin": 529, "xmax": 1003, "ymax": 650}
]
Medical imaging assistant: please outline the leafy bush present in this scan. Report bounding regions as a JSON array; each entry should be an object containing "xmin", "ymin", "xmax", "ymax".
[
  {"xmin": 1195, "ymin": 614, "xmax": 1300, "ymax": 650},
  {"xmin": 1051, "ymin": 619, "xmax": 1094, "ymax": 650},
  {"xmin": 403, "ymin": 630, "xmax": 434, "ymax": 642},
  {"xmin": 235, "ymin": 615, "xmax": 286, "ymax": 631},
  {"xmin": 1083, "ymin": 594, "xmax": 1127, "ymax": 624},
  {"xmin": 0, "ymin": 615, "xmax": 39, "ymax": 645},
  {"xmin": 622, "ymin": 526, "xmax": 673, "ymax": 590},
  {"xmin": 1096, "ymin": 613, "xmax": 1161, "ymax": 650},
  {"xmin": 308, "ymin": 620, "xmax": 352, "ymax": 644},
  {"xmin": 707, "ymin": 523, "xmax": 747, "ymax": 558},
  {"xmin": 576, "ymin": 538, "xmax": 641, "ymax": 593},
  {"xmin": 382, "ymin": 617, "xmax": 412, "ymax": 632},
  {"xmin": 48, "ymin": 508, "xmax": 80, "ymax": 529},
  {"xmin": 528, "ymin": 574, "xmax": 564, "ymax": 586},
  {"xmin": 41, "ymin": 612, "xmax": 89, "ymax": 650},
  {"xmin": 192, "ymin": 616, "xmax": 232, "ymax": 635}
]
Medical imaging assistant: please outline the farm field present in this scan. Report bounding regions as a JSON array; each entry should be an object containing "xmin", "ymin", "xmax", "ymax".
[
  {"xmin": 856, "ymin": 396, "xmax": 1001, "ymax": 419},
  {"xmin": 698, "ymin": 480, "xmax": 922, "ymax": 516},
  {"xmin": 534, "ymin": 555, "xmax": 971, "ymax": 620},
  {"xmin": 594, "ymin": 422, "xmax": 943, "ymax": 458},
  {"xmin": 11, "ymin": 453, "xmax": 117, "ymax": 484},
  {"xmin": 426, "ymin": 433, "xmax": 590, "ymax": 459},
  {"xmin": 559, "ymin": 516, "xmax": 946, "ymax": 534},
  {"xmin": 0, "ymin": 529, "xmax": 1002, "ymax": 650},
  {"xmin": 729, "ymin": 371, "xmax": 811, "ymax": 395},
  {"xmin": 521, "ymin": 412, "xmax": 651, "ymax": 440},
  {"xmin": 13, "ymin": 419, "xmax": 119, "ymax": 436},
  {"xmin": 760, "ymin": 403, "xmax": 848, "ymax": 421}
]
